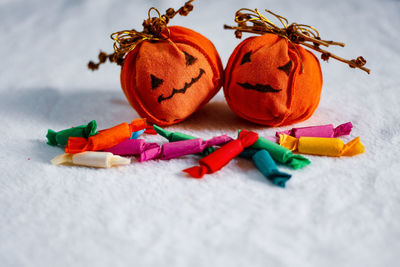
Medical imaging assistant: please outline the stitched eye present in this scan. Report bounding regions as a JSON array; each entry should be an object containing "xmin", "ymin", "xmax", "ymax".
[
  {"xmin": 183, "ymin": 51, "xmax": 197, "ymax": 66},
  {"xmin": 150, "ymin": 74, "xmax": 163, "ymax": 90},
  {"xmin": 278, "ymin": 60, "xmax": 293, "ymax": 76},
  {"xmin": 240, "ymin": 51, "xmax": 252, "ymax": 65}
]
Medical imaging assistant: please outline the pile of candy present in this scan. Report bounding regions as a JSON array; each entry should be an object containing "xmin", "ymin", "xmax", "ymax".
[{"xmin": 47, "ymin": 120, "xmax": 364, "ymax": 188}]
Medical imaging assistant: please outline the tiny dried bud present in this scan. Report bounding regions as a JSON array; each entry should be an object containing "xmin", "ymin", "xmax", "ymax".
[
  {"xmin": 184, "ymin": 3, "xmax": 193, "ymax": 12},
  {"xmin": 142, "ymin": 19, "xmax": 151, "ymax": 27},
  {"xmin": 321, "ymin": 53, "xmax": 330, "ymax": 61},
  {"xmin": 355, "ymin": 56, "xmax": 367, "ymax": 66},
  {"xmin": 286, "ymin": 25, "xmax": 295, "ymax": 35},
  {"xmin": 98, "ymin": 52, "xmax": 107, "ymax": 63},
  {"xmin": 179, "ymin": 9, "xmax": 188, "ymax": 15},
  {"xmin": 235, "ymin": 30, "xmax": 242, "ymax": 39},
  {"xmin": 179, "ymin": 3, "xmax": 193, "ymax": 16},
  {"xmin": 108, "ymin": 54, "xmax": 115, "ymax": 62},
  {"xmin": 116, "ymin": 56, "xmax": 124, "ymax": 66},
  {"xmin": 313, "ymin": 36, "xmax": 321, "ymax": 47},
  {"xmin": 166, "ymin": 8, "xmax": 175, "ymax": 17},
  {"xmin": 289, "ymin": 34, "xmax": 298, "ymax": 42},
  {"xmin": 88, "ymin": 61, "xmax": 98, "ymax": 71},
  {"xmin": 237, "ymin": 13, "xmax": 246, "ymax": 22},
  {"xmin": 349, "ymin": 57, "xmax": 366, "ymax": 68}
]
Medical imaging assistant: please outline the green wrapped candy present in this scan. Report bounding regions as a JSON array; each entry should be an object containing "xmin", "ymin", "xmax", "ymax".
[
  {"xmin": 46, "ymin": 120, "xmax": 98, "ymax": 146},
  {"xmin": 153, "ymin": 125, "xmax": 215, "ymax": 156},
  {"xmin": 248, "ymin": 133, "xmax": 311, "ymax": 169}
]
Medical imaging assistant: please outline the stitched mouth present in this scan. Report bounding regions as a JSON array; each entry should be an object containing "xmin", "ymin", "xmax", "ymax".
[
  {"xmin": 237, "ymin": 82, "xmax": 282, "ymax": 93},
  {"xmin": 158, "ymin": 68, "xmax": 205, "ymax": 104}
]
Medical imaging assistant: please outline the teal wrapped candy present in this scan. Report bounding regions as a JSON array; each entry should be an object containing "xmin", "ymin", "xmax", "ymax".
[
  {"xmin": 240, "ymin": 131, "xmax": 311, "ymax": 169},
  {"xmin": 130, "ymin": 129, "xmax": 145, "ymax": 139},
  {"xmin": 240, "ymin": 149, "xmax": 291, "ymax": 188},
  {"xmin": 46, "ymin": 120, "xmax": 98, "ymax": 146}
]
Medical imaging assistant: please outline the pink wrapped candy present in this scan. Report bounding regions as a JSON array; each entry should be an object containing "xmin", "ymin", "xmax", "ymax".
[
  {"xmin": 276, "ymin": 122, "xmax": 353, "ymax": 138},
  {"xmin": 139, "ymin": 135, "xmax": 233, "ymax": 162},
  {"xmin": 103, "ymin": 139, "xmax": 146, "ymax": 156}
]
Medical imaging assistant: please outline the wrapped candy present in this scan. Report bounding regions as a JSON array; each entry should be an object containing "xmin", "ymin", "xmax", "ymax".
[
  {"xmin": 153, "ymin": 125, "xmax": 228, "ymax": 156},
  {"xmin": 249, "ymin": 133, "xmax": 310, "ymax": 169},
  {"xmin": 279, "ymin": 134, "xmax": 365, "ymax": 157},
  {"xmin": 154, "ymin": 125, "xmax": 199, "ymax": 142},
  {"xmin": 183, "ymin": 130, "xmax": 259, "ymax": 178},
  {"xmin": 51, "ymin": 152, "xmax": 130, "ymax": 168},
  {"xmin": 138, "ymin": 143, "xmax": 162, "ymax": 162},
  {"xmin": 130, "ymin": 129, "xmax": 145, "ymax": 139},
  {"xmin": 240, "ymin": 149, "xmax": 291, "ymax": 188},
  {"xmin": 89, "ymin": 1, "xmax": 223, "ymax": 126},
  {"xmin": 138, "ymin": 135, "xmax": 232, "ymax": 162},
  {"xmin": 103, "ymin": 139, "xmax": 146, "ymax": 156},
  {"xmin": 65, "ymin": 118, "xmax": 146, "ymax": 153},
  {"xmin": 223, "ymin": 9, "xmax": 369, "ymax": 126},
  {"xmin": 46, "ymin": 120, "xmax": 98, "ymax": 146},
  {"xmin": 276, "ymin": 122, "xmax": 353, "ymax": 138}
]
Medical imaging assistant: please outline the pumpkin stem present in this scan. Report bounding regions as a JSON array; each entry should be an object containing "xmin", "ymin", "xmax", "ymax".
[
  {"xmin": 224, "ymin": 8, "xmax": 370, "ymax": 74},
  {"xmin": 88, "ymin": 0, "xmax": 195, "ymax": 70}
]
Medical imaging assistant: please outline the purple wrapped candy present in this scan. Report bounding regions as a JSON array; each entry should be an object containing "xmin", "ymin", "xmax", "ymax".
[
  {"xmin": 276, "ymin": 122, "xmax": 353, "ymax": 138},
  {"xmin": 139, "ymin": 135, "xmax": 233, "ymax": 162},
  {"xmin": 138, "ymin": 143, "xmax": 161, "ymax": 162},
  {"xmin": 333, "ymin": 122, "xmax": 353, "ymax": 137},
  {"xmin": 103, "ymin": 139, "xmax": 145, "ymax": 156}
]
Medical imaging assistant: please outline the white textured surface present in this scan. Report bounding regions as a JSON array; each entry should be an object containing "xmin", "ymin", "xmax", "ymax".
[{"xmin": 1, "ymin": 0, "xmax": 399, "ymax": 266}]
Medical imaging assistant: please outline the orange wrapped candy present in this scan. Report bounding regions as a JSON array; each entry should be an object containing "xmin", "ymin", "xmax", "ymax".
[{"xmin": 65, "ymin": 119, "xmax": 146, "ymax": 154}]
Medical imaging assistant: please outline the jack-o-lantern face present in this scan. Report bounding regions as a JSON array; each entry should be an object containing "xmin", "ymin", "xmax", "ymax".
[
  {"xmin": 121, "ymin": 26, "xmax": 223, "ymax": 126},
  {"xmin": 224, "ymin": 33, "xmax": 323, "ymax": 126}
]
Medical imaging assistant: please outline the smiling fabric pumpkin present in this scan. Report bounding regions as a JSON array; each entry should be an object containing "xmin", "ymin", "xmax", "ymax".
[
  {"xmin": 224, "ymin": 9, "xmax": 370, "ymax": 126},
  {"xmin": 225, "ymin": 33, "xmax": 322, "ymax": 126},
  {"xmin": 121, "ymin": 26, "xmax": 222, "ymax": 125},
  {"xmin": 89, "ymin": 1, "xmax": 223, "ymax": 126}
]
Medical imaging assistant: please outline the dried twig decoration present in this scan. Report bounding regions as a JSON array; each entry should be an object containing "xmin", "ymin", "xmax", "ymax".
[
  {"xmin": 88, "ymin": 0, "xmax": 194, "ymax": 70},
  {"xmin": 224, "ymin": 9, "xmax": 370, "ymax": 74}
]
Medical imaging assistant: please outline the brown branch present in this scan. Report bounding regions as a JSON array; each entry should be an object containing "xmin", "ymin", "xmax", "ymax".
[
  {"xmin": 300, "ymin": 42, "xmax": 370, "ymax": 74},
  {"xmin": 88, "ymin": 1, "xmax": 195, "ymax": 70},
  {"xmin": 224, "ymin": 9, "xmax": 370, "ymax": 74}
]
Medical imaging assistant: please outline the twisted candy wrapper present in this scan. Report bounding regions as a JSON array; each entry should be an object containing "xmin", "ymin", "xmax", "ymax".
[
  {"xmin": 276, "ymin": 122, "xmax": 353, "ymax": 138},
  {"xmin": 249, "ymin": 132, "xmax": 310, "ymax": 169},
  {"xmin": 51, "ymin": 151, "xmax": 130, "ymax": 168},
  {"xmin": 130, "ymin": 129, "xmax": 145, "ymax": 139},
  {"xmin": 153, "ymin": 125, "xmax": 230, "ymax": 156},
  {"xmin": 279, "ymin": 135, "xmax": 365, "ymax": 157},
  {"xmin": 103, "ymin": 139, "xmax": 146, "ymax": 156},
  {"xmin": 240, "ymin": 149, "xmax": 291, "ymax": 188},
  {"xmin": 183, "ymin": 130, "xmax": 259, "ymax": 178},
  {"xmin": 139, "ymin": 135, "xmax": 232, "ymax": 162},
  {"xmin": 46, "ymin": 120, "xmax": 98, "ymax": 146},
  {"xmin": 65, "ymin": 118, "xmax": 146, "ymax": 153}
]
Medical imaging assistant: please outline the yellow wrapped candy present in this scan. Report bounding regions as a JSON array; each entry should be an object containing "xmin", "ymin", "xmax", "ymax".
[{"xmin": 279, "ymin": 135, "xmax": 365, "ymax": 157}]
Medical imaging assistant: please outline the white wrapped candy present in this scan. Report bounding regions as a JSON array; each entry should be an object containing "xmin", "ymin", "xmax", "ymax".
[{"xmin": 51, "ymin": 151, "xmax": 130, "ymax": 168}]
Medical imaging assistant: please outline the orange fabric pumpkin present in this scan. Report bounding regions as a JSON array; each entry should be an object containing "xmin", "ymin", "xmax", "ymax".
[
  {"xmin": 121, "ymin": 26, "xmax": 223, "ymax": 126},
  {"xmin": 224, "ymin": 33, "xmax": 323, "ymax": 126}
]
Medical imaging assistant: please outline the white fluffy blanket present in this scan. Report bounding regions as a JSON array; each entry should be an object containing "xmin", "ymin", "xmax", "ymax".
[{"xmin": 1, "ymin": 0, "xmax": 399, "ymax": 266}]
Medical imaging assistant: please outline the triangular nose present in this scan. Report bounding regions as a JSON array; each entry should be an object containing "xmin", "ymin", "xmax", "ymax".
[{"xmin": 151, "ymin": 74, "xmax": 164, "ymax": 90}]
